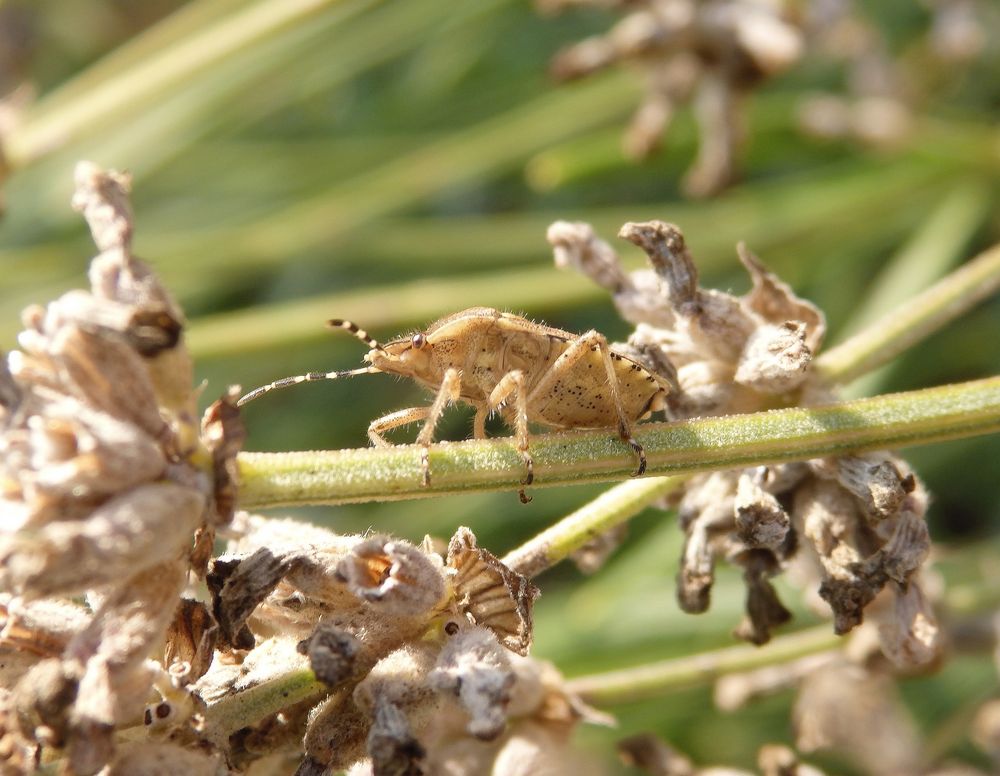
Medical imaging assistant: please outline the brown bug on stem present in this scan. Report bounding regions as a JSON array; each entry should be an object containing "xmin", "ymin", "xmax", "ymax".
[{"xmin": 238, "ymin": 307, "xmax": 676, "ymax": 501}]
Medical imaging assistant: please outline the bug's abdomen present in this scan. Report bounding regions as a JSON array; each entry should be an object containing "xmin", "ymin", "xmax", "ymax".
[{"xmin": 530, "ymin": 356, "xmax": 662, "ymax": 430}]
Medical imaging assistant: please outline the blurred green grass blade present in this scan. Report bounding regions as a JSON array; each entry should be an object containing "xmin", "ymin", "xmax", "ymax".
[
  {"xmin": 24, "ymin": 0, "xmax": 253, "ymax": 118},
  {"xmin": 186, "ymin": 265, "xmax": 597, "ymax": 358},
  {"xmin": 146, "ymin": 72, "xmax": 641, "ymax": 267},
  {"xmin": 839, "ymin": 181, "xmax": 992, "ymax": 397},
  {"xmin": 5, "ymin": 0, "xmax": 367, "ymax": 169},
  {"xmin": 842, "ymin": 181, "xmax": 992, "ymax": 337}
]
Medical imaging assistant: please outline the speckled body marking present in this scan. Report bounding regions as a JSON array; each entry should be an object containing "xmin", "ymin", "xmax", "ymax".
[{"xmin": 239, "ymin": 307, "xmax": 673, "ymax": 500}]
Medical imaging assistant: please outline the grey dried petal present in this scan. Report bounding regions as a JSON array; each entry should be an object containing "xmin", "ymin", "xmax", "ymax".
[
  {"xmin": 812, "ymin": 454, "xmax": 912, "ymax": 522},
  {"xmin": 68, "ymin": 560, "xmax": 187, "ymax": 736},
  {"xmin": 200, "ymin": 387, "xmax": 245, "ymax": 530},
  {"xmin": 735, "ymin": 468, "xmax": 790, "ymax": 551},
  {"xmin": 757, "ymin": 743, "xmax": 825, "ymax": 776},
  {"xmin": 618, "ymin": 221, "xmax": 700, "ymax": 315},
  {"xmin": 43, "ymin": 289, "xmax": 180, "ymax": 357},
  {"xmin": 353, "ymin": 643, "xmax": 440, "ymax": 716},
  {"xmin": 207, "ymin": 548, "xmax": 294, "ymax": 649},
  {"xmin": 429, "ymin": 626, "xmax": 515, "ymax": 741},
  {"xmin": 0, "ymin": 482, "xmax": 203, "ymax": 599},
  {"xmin": 447, "ymin": 527, "xmax": 539, "ymax": 656},
  {"xmin": 164, "ymin": 598, "xmax": 217, "ymax": 685},
  {"xmin": 714, "ymin": 653, "xmax": 838, "ymax": 712},
  {"xmin": 298, "ymin": 622, "xmax": 361, "ymax": 687},
  {"xmin": 683, "ymin": 70, "xmax": 739, "ymax": 198},
  {"xmin": 733, "ymin": 321, "xmax": 812, "ymax": 394},
  {"xmin": 738, "ymin": 244, "xmax": 825, "ymax": 352},
  {"xmin": 49, "ymin": 324, "xmax": 168, "ymax": 441},
  {"xmin": 367, "ymin": 698, "xmax": 426, "ymax": 776},
  {"xmin": 547, "ymin": 220, "xmax": 631, "ymax": 293},
  {"xmin": 0, "ymin": 688, "xmax": 36, "ymax": 774},
  {"xmin": 793, "ymin": 663, "xmax": 921, "ymax": 775},
  {"xmin": 570, "ymin": 523, "xmax": 629, "ymax": 575},
  {"xmin": 15, "ymin": 397, "xmax": 165, "ymax": 511},
  {"xmin": 338, "ymin": 536, "xmax": 446, "ymax": 616},
  {"xmin": 876, "ymin": 581, "xmax": 940, "ymax": 669},
  {"xmin": 617, "ymin": 732, "xmax": 694, "ymax": 776},
  {"xmin": 676, "ymin": 471, "xmax": 738, "ymax": 613},
  {"xmin": 0, "ymin": 351, "xmax": 20, "ymax": 412},
  {"xmin": 106, "ymin": 741, "xmax": 221, "ymax": 776},
  {"xmin": 11, "ymin": 657, "xmax": 78, "ymax": 748},
  {"xmin": 0, "ymin": 595, "xmax": 89, "ymax": 662},
  {"xmin": 301, "ymin": 693, "xmax": 369, "ymax": 773},
  {"xmin": 71, "ymin": 162, "xmax": 133, "ymax": 253},
  {"xmin": 733, "ymin": 550, "xmax": 791, "ymax": 645}
]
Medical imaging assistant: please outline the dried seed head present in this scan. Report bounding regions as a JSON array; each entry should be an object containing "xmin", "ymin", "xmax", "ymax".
[
  {"xmin": 540, "ymin": 0, "xmax": 803, "ymax": 196},
  {"xmin": 446, "ymin": 527, "xmax": 540, "ymax": 656},
  {"xmin": 298, "ymin": 622, "xmax": 362, "ymax": 687},
  {"xmin": 429, "ymin": 626, "xmax": 515, "ymax": 741},
  {"xmin": 339, "ymin": 536, "xmax": 447, "ymax": 616}
]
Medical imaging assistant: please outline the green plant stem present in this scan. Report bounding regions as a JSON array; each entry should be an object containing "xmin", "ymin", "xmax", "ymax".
[
  {"xmin": 564, "ymin": 625, "xmax": 839, "ymax": 705},
  {"xmin": 201, "ymin": 668, "xmax": 327, "ymax": 737},
  {"xmin": 814, "ymin": 241, "xmax": 1000, "ymax": 386},
  {"xmin": 237, "ymin": 376, "xmax": 1000, "ymax": 508},
  {"xmin": 503, "ymin": 477, "xmax": 684, "ymax": 578}
]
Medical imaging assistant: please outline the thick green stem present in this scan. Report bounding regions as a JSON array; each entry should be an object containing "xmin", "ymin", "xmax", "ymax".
[
  {"xmin": 814, "ymin": 242, "xmax": 1000, "ymax": 386},
  {"xmin": 238, "ymin": 376, "xmax": 1000, "ymax": 508}
]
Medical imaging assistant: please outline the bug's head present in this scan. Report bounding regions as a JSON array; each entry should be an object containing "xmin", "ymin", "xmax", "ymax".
[{"xmin": 366, "ymin": 330, "xmax": 433, "ymax": 378}]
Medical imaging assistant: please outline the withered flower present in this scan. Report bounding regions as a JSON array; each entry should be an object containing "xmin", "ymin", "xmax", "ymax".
[
  {"xmin": 0, "ymin": 163, "xmax": 243, "ymax": 773},
  {"xmin": 549, "ymin": 218, "xmax": 939, "ymax": 664},
  {"xmin": 539, "ymin": 0, "xmax": 803, "ymax": 196}
]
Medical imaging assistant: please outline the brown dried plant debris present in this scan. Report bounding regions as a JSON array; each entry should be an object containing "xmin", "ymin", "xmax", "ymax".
[
  {"xmin": 197, "ymin": 517, "xmax": 577, "ymax": 774},
  {"xmin": 539, "ymin": 0, "xmax": 803, "ymax": 197},
  {"xmin": 549, "ymin": 219, "xmax": 939, "ymax": 664},
  {"xmin": 540, "ymin": 1, "xmax": 997, "ymax": 194},
  {"xmin": 0, "ymin": 163, "xmax": 243, "ymax": 773}
]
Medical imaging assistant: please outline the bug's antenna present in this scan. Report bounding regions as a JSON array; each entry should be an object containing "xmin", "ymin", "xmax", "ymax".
[
  {"xmin": 238, "ymin": 367, "xmax": 376, "ymax": 406},
  {"xmin": 327, "ymin": 319, "xmax": 384, "ymax": 351}
]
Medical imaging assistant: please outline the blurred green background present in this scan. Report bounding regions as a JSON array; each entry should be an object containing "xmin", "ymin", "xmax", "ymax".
[{"xmin": 1, "ymin": 0, "xmax": 999, "ymax": 772}]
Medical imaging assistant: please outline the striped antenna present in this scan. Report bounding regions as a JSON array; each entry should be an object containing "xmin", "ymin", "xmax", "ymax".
[
  {"xmin": 237, "ymin": 367, "xmax": 376, "ymax": 406},
  {"xmin": 327, "ymin": 318, "xmax": 383, "ymax": 351}
]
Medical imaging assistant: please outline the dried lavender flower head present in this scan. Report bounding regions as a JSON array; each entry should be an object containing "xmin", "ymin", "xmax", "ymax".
[
  {"xmin": 540, "ymin": 0, "xmax": 804, "ymax": 196},
  {"xmin": 0, "ymin": 162, "xmax": 243, "ymax": 773},
  {"xmin": 550, "ymin": 219, "xmax": 939, "ymax": 665}
]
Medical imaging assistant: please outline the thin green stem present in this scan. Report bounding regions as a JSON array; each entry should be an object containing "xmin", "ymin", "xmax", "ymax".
[
  {"xmin": 237, "ymin": 376, "xmax": 1000, "ymax": 508},
  {"xmin": 503, "ymin": 477, "xmax": 684, "ymax": 578},
  {"xmin": 201, "ymin": 668, "xmax": 327, "ymax": 736},
  {"xmin": 814, "ymin": 241, "xmax": 1000, "ymax": 386},
  {"xmin": 564, "ymin": 625, "xmax": 839, "ymax": 705}
]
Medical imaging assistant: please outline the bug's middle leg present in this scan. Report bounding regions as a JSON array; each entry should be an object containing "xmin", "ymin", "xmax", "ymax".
[
  {"xmin": 488, "ymin": 370, "xmax": 533, "ymax": 498},
  {"xmin": 528, "ymin": 330, "xmax": 647, "ymax": 476},
  {"xmin": 414, "ymin": 367, "xmax": 463, "ymax": 487}
]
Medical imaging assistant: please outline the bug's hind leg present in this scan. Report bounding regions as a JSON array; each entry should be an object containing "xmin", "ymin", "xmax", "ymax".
[
  {"xmin": 488, "ymin": 369, "xmax": 534, "ymax": 503},
  {"xmin": 531, "ymin": 330, "xmax": 646, "ymax": 476}
]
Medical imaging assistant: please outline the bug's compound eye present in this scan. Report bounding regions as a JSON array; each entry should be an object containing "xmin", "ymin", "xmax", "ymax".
[{"xmin": 411, "ymin": 332, "xmax": 427, "ymax": 350}]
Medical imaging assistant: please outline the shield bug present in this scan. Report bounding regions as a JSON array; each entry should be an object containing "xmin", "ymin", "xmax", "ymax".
[{"xmin": 238, "ymin": 308, "xmax": 675, "ymax": 500}]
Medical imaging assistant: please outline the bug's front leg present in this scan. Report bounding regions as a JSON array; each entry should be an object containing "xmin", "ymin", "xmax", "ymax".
[
  {"xmin": 368, "ymin": 407, "xmax": 432, "ymax": 447},
  {"xmin": 488, "ymin": 369, "xmax": 533, "ymax": 503},
  {"xmin": 414, "ymin": 367, "xmax": 463, "ymax": 487}
]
